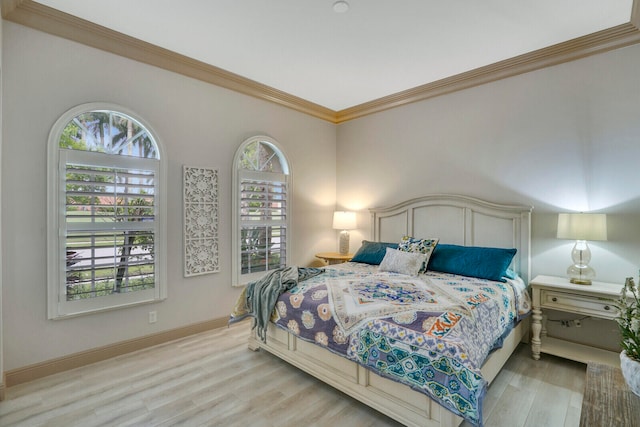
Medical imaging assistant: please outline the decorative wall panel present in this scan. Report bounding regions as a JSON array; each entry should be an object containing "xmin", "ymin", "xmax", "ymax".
[{"xmin": 183, "ymin": 166, "xmax": 219, "ymax": 276}]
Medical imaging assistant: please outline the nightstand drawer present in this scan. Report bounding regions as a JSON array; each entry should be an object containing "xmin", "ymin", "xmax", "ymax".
[{"xmin": 540, "ymin": 290, "xmax": 619, "ymax": 319}]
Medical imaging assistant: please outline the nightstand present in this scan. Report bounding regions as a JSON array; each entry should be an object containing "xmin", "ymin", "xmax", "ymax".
[
  {"xmin": 315, "ymin": 252, "xmax": 353, "ymax": 265},
  {"xmin": 530, "ymin": 275, "xmax": 623, "ymax": 366}
]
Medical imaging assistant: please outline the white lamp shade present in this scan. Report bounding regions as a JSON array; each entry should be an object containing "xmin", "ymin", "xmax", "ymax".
[
  {"xmin": 557, "ymin": 213, "xmax": 607, "ymax": 241},
  {"xmin": 332, "ymin": 211, "xmax": 356, "ymax": 230}
]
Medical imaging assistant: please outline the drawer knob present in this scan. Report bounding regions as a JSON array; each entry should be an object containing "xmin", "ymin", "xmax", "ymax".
[
  {"xmin": 604, "ymin": 305, "xmax": 610, "ymax": 311},
  {"xmin": 552, "ymin": 297, "xmax": 558, "ymax": 302}
]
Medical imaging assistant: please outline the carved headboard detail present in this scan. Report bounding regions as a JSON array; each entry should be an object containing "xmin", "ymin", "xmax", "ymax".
[{"xmin": 370, "ymin": 194, "xmax": 533, "ymax": 282}]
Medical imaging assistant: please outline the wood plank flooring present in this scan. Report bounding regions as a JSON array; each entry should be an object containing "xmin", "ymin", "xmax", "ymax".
[{"xmin": 0, "ymin": 321, "xmax": 585, "ymax": 427}]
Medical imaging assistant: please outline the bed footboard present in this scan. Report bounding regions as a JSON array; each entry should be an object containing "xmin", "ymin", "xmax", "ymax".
[{"xmin": 248, "ymin": 319, "xmax": 528, "ymax": 427}]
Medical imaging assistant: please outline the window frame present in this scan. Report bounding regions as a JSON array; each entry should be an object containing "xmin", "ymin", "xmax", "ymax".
[
  {"xmin": 232, "ymin": 135, "xmax": 292, "ymax": 287},
  {"xmin": 47, "ymin": 103, "xmax": 167, "ymax": 319}
]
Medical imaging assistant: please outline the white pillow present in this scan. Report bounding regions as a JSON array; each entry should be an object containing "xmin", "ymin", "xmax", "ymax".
[{"xmin": 378, "ymin": 247, "xmax": 428, "ymax": 276}]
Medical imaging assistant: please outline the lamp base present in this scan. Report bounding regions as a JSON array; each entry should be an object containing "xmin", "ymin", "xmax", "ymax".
[
  {"xmin": 567, "ymin": 240, "xmax": 595, "ymax": 285},
  {"xmin": 339, "ymin": 230, "xmax": 350, "ymax": 255},
  {"xmin": 569, "ymin": 278, "xmax": 592, "ymax": 285}
]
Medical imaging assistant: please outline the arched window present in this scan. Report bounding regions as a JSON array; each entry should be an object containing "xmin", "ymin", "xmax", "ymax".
[
  {"xmin": 47, "ymin": 103, "xmax": 166, "ymax": 318},
  {"xmin": 232, "ymin": 136, "xmax": 291, "ymax": 286}
]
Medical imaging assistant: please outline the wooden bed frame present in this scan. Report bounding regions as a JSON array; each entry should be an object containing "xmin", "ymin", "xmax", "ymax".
[{"xmin": 248, "ymin": 194, "xmax": 533, "ymax": 427}]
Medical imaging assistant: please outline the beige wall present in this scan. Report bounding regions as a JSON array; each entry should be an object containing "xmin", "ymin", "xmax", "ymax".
[
  {"xmin": 336, "ymin": 44, "xmax": 640, "ymax": 350},
  {"xmin": 4, "ymin": 17, "xmax": 640, "ymax": 373},
  {"xmin": 336, "ymin": 43, "xmax": 640, "ymax": 284},
  {"xmin": 1, "ymin": 22, "xmax": 337, "ymax": 370}
]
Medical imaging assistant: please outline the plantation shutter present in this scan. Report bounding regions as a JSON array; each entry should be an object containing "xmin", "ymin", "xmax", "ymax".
[
  {"xmin": 61, "ymin": 149, "xmax": 159, "ymax": 301},
  {"xmin": 239, "ymin": 170, "xmax": 287, "ymax": 275}
]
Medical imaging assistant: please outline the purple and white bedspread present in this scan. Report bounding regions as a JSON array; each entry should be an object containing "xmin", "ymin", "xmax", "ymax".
[{"xmin": 272, "ymin": 262, "xmax": 531, "ymax": 426}]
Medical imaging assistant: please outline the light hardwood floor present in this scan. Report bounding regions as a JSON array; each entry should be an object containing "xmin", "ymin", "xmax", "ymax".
[{"xmin": 0, "ymin": 321, "xmax": 585, "ymax": 427}]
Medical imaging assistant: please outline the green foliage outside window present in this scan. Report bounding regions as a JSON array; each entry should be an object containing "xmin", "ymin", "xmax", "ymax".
[{"xmin": 60, "ymin": 110, "xmax": 158, "ymax": 300}]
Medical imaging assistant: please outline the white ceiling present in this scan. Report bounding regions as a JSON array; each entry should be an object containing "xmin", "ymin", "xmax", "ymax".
[{"xmin": 34, "ymin": 0, "xmax": 633, "ymax": 111}]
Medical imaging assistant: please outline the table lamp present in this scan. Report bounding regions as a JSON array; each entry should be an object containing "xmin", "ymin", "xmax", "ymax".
[
  {"xmin": 333, "ymin": 211, "xmax": 356, "ymax": 255},
  {"xmin": 556, "ymin": 213, "xmax": 607, "ymax": 285}
]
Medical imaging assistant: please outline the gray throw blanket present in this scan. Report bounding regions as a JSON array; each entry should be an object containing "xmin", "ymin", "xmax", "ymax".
[{"xmin": 229, "ymin": 266, "xmax": 324, "ymax": 342}]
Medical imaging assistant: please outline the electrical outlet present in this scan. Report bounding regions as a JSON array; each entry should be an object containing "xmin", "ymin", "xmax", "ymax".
[
  {"xmin": 561, "ymin": 319, "xmax": 581, "ymax": 328},
  {"xmin": 149, "ymin": 311, "xmax": 157, "ymax": 324}
]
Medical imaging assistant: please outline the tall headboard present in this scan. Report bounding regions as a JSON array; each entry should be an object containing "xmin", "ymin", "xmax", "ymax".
[{"xmin": 370, "ymin": 194, "xmax": 533, "ymax": 283}]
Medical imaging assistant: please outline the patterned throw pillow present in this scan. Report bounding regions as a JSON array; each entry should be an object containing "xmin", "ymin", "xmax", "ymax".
[
  {"xmin": 378, "ymin": 247, "xmax": 427, "ymax": 276},
  {"xmin": 397, "ymin": 236, "xmax": 439, "ymax": 273}
]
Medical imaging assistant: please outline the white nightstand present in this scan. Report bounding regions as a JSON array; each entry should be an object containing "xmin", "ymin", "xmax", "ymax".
[{"xmin": 530, "ymin": 275, "xmax": 624, "ymax": 366}]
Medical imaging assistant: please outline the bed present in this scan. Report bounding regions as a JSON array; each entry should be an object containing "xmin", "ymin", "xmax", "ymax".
[{"xmin": 243, "ymin": 194, "xmax": 533, "ymax": 427}]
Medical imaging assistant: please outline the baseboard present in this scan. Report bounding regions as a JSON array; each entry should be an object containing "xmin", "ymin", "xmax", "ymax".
[
  {"xmin": 4, "ymin": 316, "xmax": 228, "ymax": 388},
  {"xmin": 0, "ymin": 373, "xmax": 6, "ymax": 401}
]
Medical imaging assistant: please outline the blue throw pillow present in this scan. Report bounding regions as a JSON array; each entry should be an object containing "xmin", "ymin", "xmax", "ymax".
[
  {"xmin": 427, "ymin": 244, "xmax": 517, "ymax": 282},
  {"xmin": 351, "ymin": 240, "xmax": 399, "ymax": 265}
]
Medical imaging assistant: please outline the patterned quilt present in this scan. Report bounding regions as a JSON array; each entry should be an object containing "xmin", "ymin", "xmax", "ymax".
[{"xmin": 272, "ymin": 262, "xmax": 531, "ymax": 426}]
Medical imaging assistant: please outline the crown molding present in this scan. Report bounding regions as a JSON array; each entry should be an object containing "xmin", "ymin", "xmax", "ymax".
[
  {"xmin": 633, "ymin": 0, "xmax": 640, "ymax": 28},
  {"xmin": 0, "ymin": 0, "xmax": 22, "ymax": 18},
  {"xmin": 3, "ymin": 0, "xmax": 640, "ymax": 124},
  {"xmin": 335, "ymin": 21, "xmax": 640, "ymax": 123},
  {"xmin": 1, "ymin": 0, "xmax": 337, "ymax": 122}
]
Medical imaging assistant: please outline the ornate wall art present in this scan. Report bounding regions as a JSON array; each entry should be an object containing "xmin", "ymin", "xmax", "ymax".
[{"xmin": 183, "ymin": 166, "xmax": 219, "ymax": 276}]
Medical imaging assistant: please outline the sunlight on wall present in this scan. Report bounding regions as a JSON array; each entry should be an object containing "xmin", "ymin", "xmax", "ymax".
[{"xmin": 531, "ymin": 212, "xmax": 639, "ymax": 283}]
